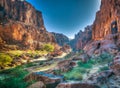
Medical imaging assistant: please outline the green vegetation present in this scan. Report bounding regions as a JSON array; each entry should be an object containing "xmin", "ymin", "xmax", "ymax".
[
  {"xmin": 77, "ymin": 60, "xmax": 93, "ymax": 69},
  {"xmin": 64, "ymin": 52, "xmax": 113, "ymax": 81},
  {"xmin": 0, "ymin": 66, "xmax": 30, "ymax": 88},
  {"xmin": 42, "ymin": 43, "xmax": 54, "ymax": 52},
  {"xmin": 91, "ymin": 52, "xmax": 113, "ymax": 65},
  {"xmin": 64, "ymin": 69, "xmax": 83, "ymax": 80},
  {"xmin": 98, "ymin": 66, "xmax": 109, "ymax": 72},
  {"xmin": 0, "ymin": 50, "xmax": 114, "ymax": 87},
  {"xmin": 6, "ymin": 44, "xmax": 55, "ymax": 58},
  {"xmin": 8, "ymin": 50, "xmax": 24, "ymax": 57},
  {"xmin": 0, "ymin": 53, "xmax": 13, "ymax": 68},
  {"xmin": 7, "ymin": 50, "xmax": 48, "ymax": 57},
  {"xmin": 0, "ymin": 44, "xmax": 55, "ymax": 69}
]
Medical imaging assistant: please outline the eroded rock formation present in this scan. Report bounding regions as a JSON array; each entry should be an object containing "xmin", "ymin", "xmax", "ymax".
[
  {"xmin": 0, "ymin": 0, "xmax": 43, "ymax": 27},
  {"xmin": 70, "ymin": 25, "xmax": 92, "ymax": 50},
  {"xmin": 0, "ymin": 0, "xmax": 56, "ymax": 50},
  {"xmin": 92, "ymin": 0, "xmax": 120, "ymax": 40}
]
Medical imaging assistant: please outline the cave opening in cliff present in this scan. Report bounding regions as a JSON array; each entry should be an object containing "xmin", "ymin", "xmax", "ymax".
[
  {"xmin": 111, "ymin": 21, "xmax": 118, "ymax": 34},
  {"xmin": 96, "ymin": 42, "xmax": 101, "ymax": 49}
]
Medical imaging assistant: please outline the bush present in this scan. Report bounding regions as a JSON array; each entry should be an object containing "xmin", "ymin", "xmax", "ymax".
[
  {"xmin": 42, "ymin": 44, "xmax": 54, "ymax": 52},
  {"xmin": 98, "ymin": 66, "xmax": 109, "ymax": 72},
  {"xmin": 0, "ymin": 53, "xmax": 13, "ymax": 67},
  {"xmin": 77, "ymin": 61, "xmax": 93, "ymax": 69},
  {"xmin": 95, "ymin": 52, "xmax": 113, "ymax": 64},
  {"xmin": 64, "ymin": 71, "xmax": 83, "ymax": 80}
]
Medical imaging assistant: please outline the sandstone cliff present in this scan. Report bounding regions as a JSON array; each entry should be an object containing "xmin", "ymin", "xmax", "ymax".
[
  {"xmin": 92, "ymin": 0, "xmax": 120, "ymax": 40},
  {"xmin": 0, "ymin": 0, "xmax": 56, "ymax": 50}
]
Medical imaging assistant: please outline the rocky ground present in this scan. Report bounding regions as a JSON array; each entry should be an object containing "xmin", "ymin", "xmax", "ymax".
[
  {"xmin": 13, "ymin": 49, "xmax": 119, "ymax": 88},
  {"xmin": 0, "ymin": 40, "xmax": 120, "ymax": 88},
  {"xmin": 0, "ymin": 31, "xmax": 120, "ymax": 88}
]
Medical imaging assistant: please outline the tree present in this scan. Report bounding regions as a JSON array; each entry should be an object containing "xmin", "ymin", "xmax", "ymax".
[
  {"xmin": 42, "ymin": 44, "xmax": 54, "ymax": 52},
  {"xmin": 0, "ymin": 53, "xmax": 13, "ymax": 68}
]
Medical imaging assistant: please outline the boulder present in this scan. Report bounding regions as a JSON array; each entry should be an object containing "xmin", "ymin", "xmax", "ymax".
[
  {"xmin": 110, "ymin": 54, "xmax": 120, "ymax": 75},
  {"xmin": 28, "ymin": 81, "xmax": 45, "ymax": 88},
  {"xmin": 55, "ymin": 60, "xmax": 74, "ymax": 72},
  {"xmin": 86, "ymin": 70, "xmax": 113, "ymax": 84},
  {"xmin": 72, "ymin": 54, "xmax": 89, "ymax": 62},
  {"xmin": 25, "ymin": 72, "xmax": 63, "ymax": 88},
  {"xmin": 56, "ymin": 82, "xmax": 99, "ymax": 88},
  {"xmin": 50, "ymin": 50, "xmax": 63, "ymax": 57}
]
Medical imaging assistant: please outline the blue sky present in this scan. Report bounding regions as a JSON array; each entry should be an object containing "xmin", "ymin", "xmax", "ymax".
[{"xmin": 26, "ymin": 0, "xmax": 101, "ymax": 39}]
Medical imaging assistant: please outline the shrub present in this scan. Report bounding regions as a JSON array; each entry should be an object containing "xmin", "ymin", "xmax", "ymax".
[
  {"xmin": 0, "ymin": 53, "xmax": 13, "ymax": 67},
  {"xmin": 98, "ymin": 66, "xmax": 109, "ymax": 72},
  {"xmin": 42, "ymin": 44, "xmax": 54, "ymax": 52},
  {"xmin": 95, "ymin": 52, "xmax": 113, "ymax": 64},
  {"xmin": 0, "ymin": 66, "xmax": 30, "ymax": 88},
  {"xmin": 77, "ymin": 61, "xmax": 93, "ymax": 69},
  {"xmin": 64, "ymin": 71, "xmax": 83, "ymax": 80}
]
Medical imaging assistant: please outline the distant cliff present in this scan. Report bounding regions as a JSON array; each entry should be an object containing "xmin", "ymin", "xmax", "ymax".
[
  {"xmin": 70, "ymin": 25, "xmax": 92, "ymax": 50},
  {"xmin": 92, "ymin": 0, "xmax": 120, "ymax": 40},
  {"xmin": 0, "ymin": 0, "xmax": 56, "ymax": 50},
  {"xmin": 52, "ymin": 32, "xmax": 70, "ymax": 46}
]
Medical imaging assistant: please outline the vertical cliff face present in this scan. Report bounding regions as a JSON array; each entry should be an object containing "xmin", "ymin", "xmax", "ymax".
[
  {"xmin": 51, "ymin": 32, "xmax": 70, "ymax": 46},
  {"xmin": 0, "ymin": 0, "xmax": 56, "ymax": 50},
  {"xmin": 92, "ymin": 0, "xmax": 120, "ymax": 40},
  {"xmin": 0, "ymin": 0, "xmax": 44, "ymax": 27},
  {"xmin": 70, "ymin": 25, "xmax": 92, "ymax": 50}
]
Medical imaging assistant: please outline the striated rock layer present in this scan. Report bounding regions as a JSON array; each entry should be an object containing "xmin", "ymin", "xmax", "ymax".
[
  {"xmin": 0, "ymin": 0, "xmax": 56, "ymax": 50},
  {"xmin": 92, "ymin": 0, "xmax": 120, "ymax": 40}
]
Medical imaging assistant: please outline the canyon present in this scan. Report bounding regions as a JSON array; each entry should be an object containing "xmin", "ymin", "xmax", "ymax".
[{"xmin": 1, "ymin": 0, "xmax": 120, "ymax": 88}]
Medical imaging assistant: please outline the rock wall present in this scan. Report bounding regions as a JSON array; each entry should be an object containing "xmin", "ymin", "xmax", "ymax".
[
  {"xmin": 70, "ymin": 25, "xmax": 92, "ymax": 50},
  {"xmin": 0, "ymin": 0, "xmax": 43, "ymax": 27},
  {"xmin": 0, "ymin": 0, "xmax": 56, "ymax": 50},
  {"xmin": 92, "ymin": 0, "xmax": 120, "ymax": 40}
]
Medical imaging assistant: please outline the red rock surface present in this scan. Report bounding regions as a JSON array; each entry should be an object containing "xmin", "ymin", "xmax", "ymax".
[
  {"xmin": 84, "ymin": 34, "xmax": 119, "ymax": 56},
  {"xmin": 92, "ymin": 0, "xmax": 120, "ymax": 40},
  {"xmin": 0, "ymin": 0, "xmax": 43, "ymax": 27},
  {"xmin": 0, "ymin": 0, "xmax": 56, "ymax": 50}
]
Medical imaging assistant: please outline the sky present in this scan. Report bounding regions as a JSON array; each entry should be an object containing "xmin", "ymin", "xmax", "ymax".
[{"xmin": 26, "ymin": 0, "xmax": 101, "ymax": 39}]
